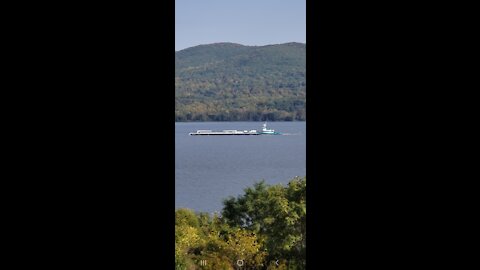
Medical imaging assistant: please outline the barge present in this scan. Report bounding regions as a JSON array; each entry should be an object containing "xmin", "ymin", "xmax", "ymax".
[
  {"xmin": 189, "ymin": 123, "xmax": 281, "ymax": 136},
  {"xmin": 189, "ymin": 129, "xmax": 260, "ymax": 135}
]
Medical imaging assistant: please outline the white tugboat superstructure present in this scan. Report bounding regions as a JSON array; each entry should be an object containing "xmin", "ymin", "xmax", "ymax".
[{"xmin": 260, "ymin": 122, "xmax": 276, "ymax": 134}]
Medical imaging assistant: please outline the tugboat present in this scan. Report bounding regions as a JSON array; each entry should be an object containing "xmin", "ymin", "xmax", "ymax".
[{"xmin": 260, "ymin": 122, "xmax": 281, "ymax": 135}]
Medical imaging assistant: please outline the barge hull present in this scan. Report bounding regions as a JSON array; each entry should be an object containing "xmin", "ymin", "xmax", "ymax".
[{"xmin": 189, "ymin": 133, "xmax": 260, "ymax": 135}]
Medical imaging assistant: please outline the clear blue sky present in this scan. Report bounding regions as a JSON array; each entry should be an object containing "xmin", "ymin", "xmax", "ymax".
[{"xmin": 175, "ymin": 0, "xmax": 306, "ymax": 51}]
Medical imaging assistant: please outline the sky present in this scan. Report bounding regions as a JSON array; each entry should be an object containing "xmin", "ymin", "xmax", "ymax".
[{"xmin": 175, "ymin": 0, "xmax": 306, "ymax": 51}]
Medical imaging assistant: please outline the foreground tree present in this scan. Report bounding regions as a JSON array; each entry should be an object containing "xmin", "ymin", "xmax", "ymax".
[
  {"xmin": 175, "ymin": 177, "xmax": 306, "ymax": 269},
  {"xmin": 222, "ymin": 177, "xmax": 306, "ymax": 269}
]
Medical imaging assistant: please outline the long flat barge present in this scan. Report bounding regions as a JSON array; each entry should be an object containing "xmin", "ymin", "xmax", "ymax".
[
  {"xmin": 189, "ymin": 123, "xmax": 280, "ymax": 136},
  {"xmin": 189, "ymin": 129, "xmax": 260, "ymax": 135}
]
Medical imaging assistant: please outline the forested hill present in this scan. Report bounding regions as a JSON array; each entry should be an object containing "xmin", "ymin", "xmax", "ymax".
[{"xmin": 175, "ymin": 42, "xmax": 306, "ymax": 121}]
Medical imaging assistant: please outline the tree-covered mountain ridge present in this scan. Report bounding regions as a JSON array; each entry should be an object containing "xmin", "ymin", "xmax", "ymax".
[{"xmin": 175, "ymin": 42, "xmax": 305, "ymax": 121}]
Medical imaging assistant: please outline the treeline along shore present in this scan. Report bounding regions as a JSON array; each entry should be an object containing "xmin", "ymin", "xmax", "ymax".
[
  {"xmin": 175, "ymin": 42, "xmax": 306, "ymax": 122},
  {"xmin": 175, "ymin": 107, "xmax": 305, "ymax": 122}
]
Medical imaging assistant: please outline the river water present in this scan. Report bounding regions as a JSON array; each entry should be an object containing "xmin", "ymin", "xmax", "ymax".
[{"xmin": 175, "ymin": 121, "xmax": 306, "ymax": 213}]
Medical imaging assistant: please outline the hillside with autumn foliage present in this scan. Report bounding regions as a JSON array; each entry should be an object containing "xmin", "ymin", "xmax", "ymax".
[{"xmin": 175, "ymin": 42, "xmax": 305, "ymax": 121}]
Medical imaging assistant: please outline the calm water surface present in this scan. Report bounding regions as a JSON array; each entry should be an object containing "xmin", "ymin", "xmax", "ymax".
[{"xmin": 175, "ymin": 122, "xmax": 306, "ymax": 213}]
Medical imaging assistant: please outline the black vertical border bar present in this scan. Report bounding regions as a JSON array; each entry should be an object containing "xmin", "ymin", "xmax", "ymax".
[
  {"xmin": 306, "ymin": 0, "xmax": 320, "ymax": 268},
  {"xmin": 170, "ymin": 0, "xmax": 176, "ymax": 268},
  {"xmin": 0, "ymin": 1, "xmax": 176, "ymax": 268},
  {"xmin": 165, "ymin": 0, "xmax": 176, "ymax": 268},
  {"xmin": 159, "ymin": 0, "xmax": 175, "ymax": 269}
]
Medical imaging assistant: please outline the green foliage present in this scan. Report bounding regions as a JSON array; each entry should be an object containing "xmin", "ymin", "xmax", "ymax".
[
  {"xmin": 175, "ymin": 43, "xmax": 306, "ymax": 121},
  {"xmin": 222, "ymin": 177, "xmax": 306, "ymax": 268},
  {"xmin": 175, "ymin": 224, "xmax": 201, "ymax": 269},
  {"xmin": 175, "ymin": 177, "xmax": 306, "ymax": 270},
  {"xmin": 222, "ymin": 228, "xmax": 267, "ymax": 269},
  {"xmin": 176, "ymin": 208, "xmax": 200, "ymax": 227}
]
